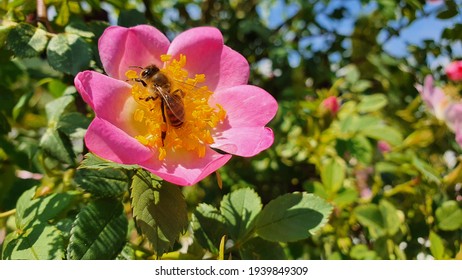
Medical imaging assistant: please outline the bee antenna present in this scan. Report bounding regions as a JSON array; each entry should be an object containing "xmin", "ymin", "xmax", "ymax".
[{"xmin": 129, "ymin": 66, "xmax": 143, "ymax": 69}]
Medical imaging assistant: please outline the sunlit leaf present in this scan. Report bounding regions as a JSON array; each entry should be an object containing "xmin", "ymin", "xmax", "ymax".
[
  {"xmin": 255, "ymin": 192, "xmax": 333, "ymax": 242},
  {"xmin": 45, "ymin": 95, "xmax": 75, "ymax": 123},
  {"xmin": 429, "ymin": 231, "xmax": 447, "ymax": 260},
  {"xmin": 357, "ymin": 94, "xmax": 388, "ymax": 113},
  {"xmin": 320, "ymin": 157, "xmax": 346, "ymax": 194},
  {"xmin": 74, "ymin": 168, "xmax": 130, "ymax": 198},
  {"xmin": 361, "ymin": 125, "xmax": 403, "ymax": 146},
  {"xmin": 412, "ymin": 156, "xmax": 441, "ymax": 184},
  {"xmin": 47, "ymin": 33, "xmax": 92, "ymax": 75},
  {"xmin": 354, "ymin": 200, "xmax": 400, "ymax": 238},
  {"xmin": 6, "ymin": 23, "xmax": 48, "ymax": 58},
  {"xmin": 2, "ymin": 224, "xmax": 65, "ymax": 260},
  {"xmin": 79, "ymin": 153, "xmax": 139, "ymax": 170},
  {"xmin": 130, "ymin": 170, "xmax": 188, "ymax": 256},
  {"xmin": 220, "ymin": 188, "xmax": 262, "ymax": 240},
  {"xmin": 15, "ymin": 187, "xmax": 77, "ymax": 230},
  {"xmin": 56, "ymin": 0, "xmax": 71, "ymax": 26},
  {"xmin": 435, "ymin": 201, "xmax": 462, "ymax": 231}
]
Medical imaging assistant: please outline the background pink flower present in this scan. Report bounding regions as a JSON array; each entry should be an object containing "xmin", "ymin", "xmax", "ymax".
[
  {"xmin": 446, "ymin": 60, "xmax": 462, "ymax": 81},
  {"xmin": 415, "ymin": 75, "xmax": 449, "ymax": 121},
  {"xmin": 322, "ymin": 96, "xmax": 340, "ymax": 115},
  {"xmin": 74, "ymin": 25, "xmax": 278, "ymax": 186}
]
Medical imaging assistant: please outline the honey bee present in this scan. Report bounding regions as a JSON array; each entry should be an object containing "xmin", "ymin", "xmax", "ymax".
[{"xmin": 131, "ymin": 64, "xmax": 185, "ymax": 129}]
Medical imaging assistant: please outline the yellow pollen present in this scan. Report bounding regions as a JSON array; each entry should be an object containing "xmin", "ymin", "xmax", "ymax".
[{"xmin": 126, "ymin": 54, "xmax": 227, "ymax": 161}]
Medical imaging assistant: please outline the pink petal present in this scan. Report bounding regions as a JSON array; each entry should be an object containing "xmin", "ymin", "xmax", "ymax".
[
  {"xmin": 417, "ymin": 75, "xmax": 449, "ymax": 120},
  {"xmin": 75, "ymin": 70, "xmax": 142, "ymax": 136},
  {"xmin": 456, "ymin": 126, "xmax": 462, "ymax": 148},
  {"xmin": 212, "ymin": 85, "xmax": 278, "ymax": 126},
  {"xmin": 167, "ymin": 27, "xmax": 249, "ymax": 91},
  {"xmin": 210, "ymin": 85, "xmax": 277, "ymax": 156},
  {"xmin": 212, "ymin": 127, "xmax": 274, "ymax": 156},
  {"xmin": 444, "ymin": 103, "xmax": 462, "ymax": 131},
  {"xmin": 139, "ymin": 148, "xmax": 232, "ymax": 186},
  {"xmin": 214, "ymin": 45, "xmax": 250, "ymax": 90},
  {"xmin": 99, "ymin": 25, "xmax": 170, "ymax": 80},
  {"xmin": 85, "ymin": 117, "xmax": 153, "ymax": 165}
]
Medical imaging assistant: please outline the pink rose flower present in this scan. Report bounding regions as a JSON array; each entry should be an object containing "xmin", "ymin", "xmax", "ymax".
[
  {"xmin": 446, "ymin": 61, "xmax": 462, "ymax": 82},
  {"xmin": 415, "ymin": 75, "xmax": 450, "ymax": 121},
  {"xmin": 74, "ymin": 25, "xmax": 277, "ymax": 186},
  {"xmin": 377, "ymin": 140, "xmax": 391, "ymax": 154},
  {"xmin": 322, "ymin": 96, "xmax": 340, "ymax": 115}
]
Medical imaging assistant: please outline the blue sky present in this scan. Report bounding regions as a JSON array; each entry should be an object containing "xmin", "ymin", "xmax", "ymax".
[{"xmin": 256, "ymin": 0, "xmax": 462, "ymax": 67}]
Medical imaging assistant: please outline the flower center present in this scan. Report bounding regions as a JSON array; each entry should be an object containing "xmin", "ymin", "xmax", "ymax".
[{"xmin": 125, "ymin": 54, "xmax": 226, "ymax": 161}]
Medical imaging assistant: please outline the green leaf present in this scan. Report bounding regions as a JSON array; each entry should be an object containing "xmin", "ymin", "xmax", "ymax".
[
  {"xmin": 220, "ymin": 188, "xmax": 262, "ymax": 240},
  {"xmin": 46, "ymin": 33, "xmax": 92, "ymax": 75},
  {"xmin": 130, "ymin": 170, "xmax": 188, "ymax": 255},
  {"xmin": 239, "ymin": 237, "xmax": 286, "ymax": 260},
  {"xmin": 332, "ymin": 187, "xmax": 359, "ymax": 209},
  {"xmin": 55, "ymin": 0, "xmax": 71, "ymax": 26},
  {"xmin": 16, "ymin": 187, "xmax": 77, "ymax": 230},
  {"xmin": 437, "ymin": 2, "xmax": 458, "ymax": 20},
  {"xmin": 118, "ymin": 9, "xmax": 148, "ymax": 27},
  {"xmin": 435, "ymin": 201, "xmax": 462, "ymax": 231},
  {"xmin": 402, "ymin": 128, "xmax": 434, "ymax": 148},
  {"xmin": 57, "ymin": 112, "xmax": 91, "ymax": 138},
  {"xmin": 2, "ymin": 224, "xmax": 65, "ymax": 260},
  {"xmin": 12, "ymin": 91, "xmax": 33, "ymax": 121},
  {"xmin": 255, "ymin": 192, "xmax": 333, "ymax": 242},
  {"xmin": 79, "ymin": 153, "xmax": 139, "ymax": 170},
  {"xmin": 45, "ymin": 94, "xmax": 74, "ymax": 123},
  {"xmin": 361, "ymin": 125, "xmax": 403, "ymax": 146},
  {"xmin": 357, "ymin": 94, "xmax": 388, "ymax": 113},
  {"xmin": 429, "ymin": 231, "xmax": 446, "ymax": 260},
  {"xmin": 354, "ymin": 200, "xmax": 400, "ymax": 238},
  {"xmin": 0, "ymin": 112, "xmax": 11, "ymax": 135},
  {"xmin": 378, "ymin": 200, "xmax": 400, "ymax": 236},
  {"xmin": 412, "ymin": 156, "xmax": 441, "ymax": 184},
  {"xmin": 47, "ymin": 78, "xmax": 68, "ymax": 98},
  {"xmin": 320, "ymin": 157, "xmax": 346, "ymax": 194},
  {"xmin": 6, "ymin": 23, "xmax": 48, "ymax": 58},
  {"xmin": 67, "ymin": 198, "xmax": 128, "ymax": 260},
  {"xmin": 74, "ymin": 168, "xmax": 130, "ymax": 198},
  {"xmin": 336, "ymin": 136, "xmax": 373, "ymax": 164},
  {"xmin": 0, "ymin": 25, "xmax": 12, "ymax": 48},
  {"xmin": 350, "ymin": 244, "xmax": 379, "ymax": 260},
  {"xmin": 65, "ymin": 21, "xmax": 95, "ymax": 39},
  {"xmin": 39, "ymin": 129, "xmax": 75, "ymax": 165},
  {"xmin": 192, "ymin": 203, "xmax": 226, "ymax": 254},
  {"xmin": 354, "ymin": 204, "xmax": 384, "ymax": 237},
  {"xmin": 117, "ymin": 243, "xmax": 136, "ymax": 260}
]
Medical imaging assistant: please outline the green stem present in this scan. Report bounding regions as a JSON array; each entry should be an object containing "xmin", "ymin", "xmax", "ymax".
[{"xmin": 0, "ymin": 209, "xmax": 16, "ymax": 219}]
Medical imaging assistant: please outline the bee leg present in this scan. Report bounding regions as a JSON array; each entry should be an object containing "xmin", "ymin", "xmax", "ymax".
[{"xmin": 129, "ymin": 78, "xmax": 147, "ymax": 87}]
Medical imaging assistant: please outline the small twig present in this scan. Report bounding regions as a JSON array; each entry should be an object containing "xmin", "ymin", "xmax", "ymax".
[
  {"xmin": 0, "ymin": 209, "xmax": 16, "ymax": 219},
  {"xmin": 36, "ymin": 0, "xmax": 54, "ymax": 33}
]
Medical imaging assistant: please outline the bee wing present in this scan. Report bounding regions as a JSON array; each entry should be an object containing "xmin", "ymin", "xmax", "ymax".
[{"xmin": 156, "ymin": 87, "xmax": 185, "ymax": 122}]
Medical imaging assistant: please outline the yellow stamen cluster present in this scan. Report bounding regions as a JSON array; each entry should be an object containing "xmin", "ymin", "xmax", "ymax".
[{"xmin": 125, "ymin": 54, "xmax": 226, "ymax": 161}]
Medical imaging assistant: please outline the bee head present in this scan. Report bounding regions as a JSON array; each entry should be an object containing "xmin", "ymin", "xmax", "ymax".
[{"xmin": 141, "ymin": 65, "xmax": 160, "ymax": 79}]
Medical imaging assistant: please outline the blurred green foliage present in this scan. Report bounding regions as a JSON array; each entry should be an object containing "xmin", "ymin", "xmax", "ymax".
[{"xmin": 1, "ymin": 0, "xmax": 462, "ymax": 260}]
